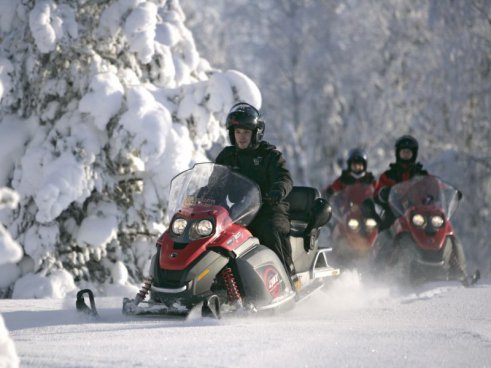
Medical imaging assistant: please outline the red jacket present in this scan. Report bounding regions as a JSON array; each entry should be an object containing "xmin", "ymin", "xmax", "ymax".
[
  {"xmin": 324, "ymin": 170, "xmax": 376, "ymax": 198},
  {"xmin": 375, "ymin": 161, "xmax": 428, "ymax": 199}
]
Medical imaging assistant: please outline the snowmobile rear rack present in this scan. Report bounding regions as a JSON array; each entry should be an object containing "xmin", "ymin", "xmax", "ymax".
[{"xmin": 312, "ymin": 248, "xmax": 341, "ymax": 279}]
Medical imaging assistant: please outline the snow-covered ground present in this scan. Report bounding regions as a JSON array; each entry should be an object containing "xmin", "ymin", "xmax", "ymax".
[{"xmin": 1, "ymin": 272, "xmax": 490, "ymax": 368}]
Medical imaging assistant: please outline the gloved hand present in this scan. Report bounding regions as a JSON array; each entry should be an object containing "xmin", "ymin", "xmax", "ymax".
[
  {"xmin": 377, "ymin": 186, "xmax": 390, "ymax": 204},
  {"xmin": 361, "ymin": 198, "xmax": 376, "ymax": 218},
  {"xmin": 265, "ymin": 189, "xmax": 283, "ymax": 206}
]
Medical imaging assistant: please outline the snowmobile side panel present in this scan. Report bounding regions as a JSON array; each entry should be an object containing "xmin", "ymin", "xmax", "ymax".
[
  {"xmin": 152, "ymin": 249, "xmax": 229, "ymax": 300},
  {"xmin": 187, "ymin": 251, "xmax": 229, "ymax": 295},
  {"xmin": 154, "ymin": 251, "xmax": 229, "ymax": 295},
  {"xmin": 212, "ymin": 223, "xmax": 255, "ymax": 253},
  {"xmin": 235, "ymin": 245, "xmax": 294, "ymax": 309},
  {"xmin": 229, "ymin": 237, "xmax": 260, "ymax": 258}
]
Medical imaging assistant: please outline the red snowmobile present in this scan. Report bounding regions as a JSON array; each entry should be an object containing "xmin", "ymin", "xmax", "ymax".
[
  {"xmin": 120, "ymin": 163, "xmax": 339, "ymax": 318},
  {"xmin": 376, "ymin": 175, "xmax": 477, "ymax": 284},
  {"xmin": 329, "ymin": 183, "xmax": 379, "ymax": 266}
]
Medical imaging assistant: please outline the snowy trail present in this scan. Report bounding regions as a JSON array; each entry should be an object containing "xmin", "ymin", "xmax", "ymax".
[{"xmin": 2, "ymin": 274, "xmax": 491, "ymax": 368}]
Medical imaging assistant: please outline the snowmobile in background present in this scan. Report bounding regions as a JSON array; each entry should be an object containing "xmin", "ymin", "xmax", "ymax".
[
  {"xmin": 120, "ymin": 163, "xmax": 339, "ymax": 318},
  {"xmin": 375, "ymin": 175, "xmax": 479, "ymax": 285},
  {"xmin": 328, "ymin": 183, "xmax": 379, "ymax": 267}
]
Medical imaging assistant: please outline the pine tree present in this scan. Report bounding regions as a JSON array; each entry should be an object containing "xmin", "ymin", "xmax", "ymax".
[{"xmin": 0, "ymin": 0, "xmax": 260, "ymax": 296}]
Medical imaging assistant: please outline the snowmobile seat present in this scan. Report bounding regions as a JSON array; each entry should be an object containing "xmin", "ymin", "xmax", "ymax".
[{"xmin": 286, "ymin": 186, "xmax": 321, "ymax": 237}]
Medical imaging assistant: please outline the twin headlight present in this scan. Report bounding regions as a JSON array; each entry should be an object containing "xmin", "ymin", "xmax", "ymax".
[
  {"xmin": 171, "ymin": 218, "xmax": 214, "ymax": 237},
  {"xmin": 172, "ymin": 218, "xmax": 188, "ymax": 234},
  {"xmin": 347, "ymin": 218, "xmax": 377, "ymax": 231},
  {"xmin": 411, "ymin": 214, "xmax": 444, "ymax": 228},
  {"xmin": 194, "ymin": 219, "xmax": 214, "ymax": 236}
]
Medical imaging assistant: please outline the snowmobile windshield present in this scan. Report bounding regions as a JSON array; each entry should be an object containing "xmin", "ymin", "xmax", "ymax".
[
  {"xmin": 330, "ymin": 183, "xmax": 375, "ymax": 221},
  {"xmin": 388, "ymin": 175, "xmax": 460, "ymax": 219},
  {"xmin": 167, "ymin": 163, "xmax": 262, "ymax": 226}
]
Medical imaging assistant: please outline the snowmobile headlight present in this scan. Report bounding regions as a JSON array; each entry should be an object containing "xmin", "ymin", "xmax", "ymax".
[
  {"xmin": 365, "ymin": 218, "xmax": 377, "ymax": 230},
  {"xmin": 171, "ymin": 218, "xmax": 188, "ymax": 235},
  {"xmin": 195, "ymin": 219, "xmax": 213, "ymax": 236},
  {"xmin": 347, "ymin": 218, "xmax": 360, "ymax": 231},
  {"xmin": 431, "ymin": 215, "xmax": 444, "ymax": 228},
  {"xmin": 411, "ymin": 214, "xmax": 425, "ymax": 227}
]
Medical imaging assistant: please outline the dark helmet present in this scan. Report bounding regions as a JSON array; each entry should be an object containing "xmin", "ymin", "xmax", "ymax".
[
  {"xmin": 395, "ymin": 134, "xmax": 418, "ymax": 162},
  {"xmin": 225, "ymin": 102, "xmax": 265, "ymax": 148},
  {"xmin": 347, "ymin": 148, "xmax": 367, "ymax": 173}
]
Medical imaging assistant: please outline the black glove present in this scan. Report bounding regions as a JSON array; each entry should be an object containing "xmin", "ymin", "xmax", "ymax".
[
  {"xmin": 377, "ymin": 186, "xmax": 390, "ymax": 204},
  {"xmin": 361, "ymin": 198, "xmax": 376, "ymax": 218},
  {"xmin": 265, "ymin": 189, "xmax": 283, "ymax": 206},
  {"xmin": 361, "ymin": 198, "xmax": 382, "ymax": 225}
]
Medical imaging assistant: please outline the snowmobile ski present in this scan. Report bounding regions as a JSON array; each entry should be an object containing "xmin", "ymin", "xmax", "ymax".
[
  {"xmin": 76, "ymin": 289, "xmax": 99, "ymax": 317},
  {"xmin": 122, "ymin": 297, "xmax": 191, "ymax": 317},
  {"xmin": 462, "ymin": 270, "xmax": 480, "ymax": 287},
  {"xmin": 201, "ymin": 295, "xmax": 221, "ymax": 319}
]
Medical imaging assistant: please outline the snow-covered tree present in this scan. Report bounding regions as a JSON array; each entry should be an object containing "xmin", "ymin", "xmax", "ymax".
[{"xmin": 0, "ymin": 0, "xmax": 261, "ymax": 298}]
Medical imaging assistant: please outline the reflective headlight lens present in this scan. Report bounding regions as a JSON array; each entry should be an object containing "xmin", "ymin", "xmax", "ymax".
[
  {"xmin": 431, "ymin": 215, "xmax": 444, "ymax": 228},
  {"xmin": 411, "ymin": 214, "xmax": 425, "ymax": 227},
  {"xmin": 171, "ymin": 218, "xmax": 187, "ymax": 235},
  {"xmin": 365, "ymin": 218, "xmax": 378, "ymax": 230},
  {"xmin": 347, "ymin": 218, "xmax": 360, "ymax": 231},
  {"xmin": 195, "ymin": 219, "xmax": 213, "ymax": 236}
]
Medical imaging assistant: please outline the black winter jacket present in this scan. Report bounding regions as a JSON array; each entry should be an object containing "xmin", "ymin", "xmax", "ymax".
[{"xmin": 215, "ymin": 141, "xmax": 293, "ymax": 228}]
